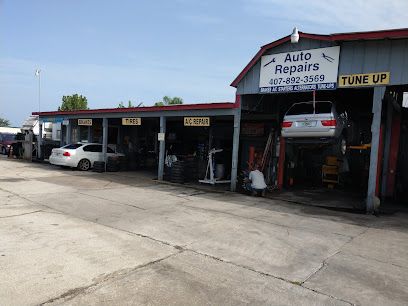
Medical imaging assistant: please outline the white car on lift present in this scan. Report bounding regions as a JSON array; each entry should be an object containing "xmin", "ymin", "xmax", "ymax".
[
  {"xmin": 281, "ymin": 101, "xmax": 352, "ymax": 155},
  {"xmin": 49, "ymin": 143, "xmax": 124, "ymax": 171}
]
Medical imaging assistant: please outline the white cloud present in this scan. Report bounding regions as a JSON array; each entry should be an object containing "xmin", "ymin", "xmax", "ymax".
[{"xmin": 244, "ymin": 0, "xmax": 408, "ymax": 33}]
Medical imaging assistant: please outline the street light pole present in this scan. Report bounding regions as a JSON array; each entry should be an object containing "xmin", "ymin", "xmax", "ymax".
[{"xmin": 35, "ymin": 69, "xmax": 41, "ymax": 112}]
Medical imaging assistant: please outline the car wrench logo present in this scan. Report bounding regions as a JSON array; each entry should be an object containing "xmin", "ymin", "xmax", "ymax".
[{"xmin": 322, "ymin": 52, "xmax": 335, "ymax": 63}]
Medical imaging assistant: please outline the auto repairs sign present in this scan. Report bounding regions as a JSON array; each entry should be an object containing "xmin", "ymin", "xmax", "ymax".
[{"xmin": 259, "ymin": 46, "xmax": 340, "ymax": 93}]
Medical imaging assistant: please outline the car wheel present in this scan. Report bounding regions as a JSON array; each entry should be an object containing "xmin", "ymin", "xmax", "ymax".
[
  {"xmin": 333, "ymin": 136, "xmax": 347, "ymax": 156},
  {"xmin": 77, "ymin": 159, "xmax": 91, "ymax": 171},
  {"xmin": 1, "ymin": 147, "xmax": 6, "ymax": 155}
]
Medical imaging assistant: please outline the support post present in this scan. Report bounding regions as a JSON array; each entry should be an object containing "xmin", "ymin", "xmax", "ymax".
[
  {"xmin": 367, "ymin": 86, "xmax": 386, "ymax": 213},
  {"xmin": 76, "ymin": 125, "xmax": 81, "ymax": 142},
  {"xmin": 381, "ymin": 96, "xmax": 393, "ymax": 198},
  {"xmin": 230, "ymin": 107, "xmax": 241, "ymax": 191},
  {"xmin": 277, "ymin": 136, "xmax": 286, "ymax": 190},
  {"xmin": 102, "ymin": 118, "xmax": 108, "ymax": 167},
  {"xmin": 158, "ymin": 116, "xmax": 166, "ymax": 181},
  {"xmin": 60, "ymin": 124, "xmax": 64, "ymax": 147},
  {"xmin": 38, "ymin": 122, "xmax": 43, "ymax": 159},
  {"xmin": 87, "ymin": 126, "xmax": 92, "ymax": 143},
  {"xmin": 66, "ymin": 121, "xmax": 72, "ymax": 145}
]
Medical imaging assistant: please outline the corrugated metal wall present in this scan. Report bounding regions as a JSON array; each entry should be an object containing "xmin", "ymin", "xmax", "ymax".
[{"xmin": 236, "ymin": 38, "xmax": 408, "ymax": 95}]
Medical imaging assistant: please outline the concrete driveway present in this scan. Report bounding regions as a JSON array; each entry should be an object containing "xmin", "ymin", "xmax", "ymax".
[{"xmin": 1, "ymin": 158, "xmax": 408, "ymax": 305}]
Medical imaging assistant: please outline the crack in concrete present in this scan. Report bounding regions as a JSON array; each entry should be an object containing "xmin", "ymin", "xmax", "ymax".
[
  {"xmin": 300, "ymin": 227, "xmax": 371, "ymax": 285},
  {"xmin": 344, "ymin": 251, "xmax": 408, "ymax": 271},
  {"xmin": 0, "ymin": 210, "xmax": 43, "ymax": 218},
  {"xmin": 185, "ymin": 248, "xmax": 354, "ymax": 305},
  {"xmin": 39, "ymin": 250, "xmax": 183, "ymax": 305},
  {"xmin": 301, "ymin": 251, "xmax": 340, "ymax": 285},
  {"xmin": 77, "ymin": 191, "xmax": 147, "ymax": 211},
  {"xmin": 301, "ymin": 284, "xmax": 355, "ymax": 306}
]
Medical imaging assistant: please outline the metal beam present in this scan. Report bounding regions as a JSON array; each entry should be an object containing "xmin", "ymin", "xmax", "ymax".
[
  {"xmin": 367, "ymin": 86, "xmax": 386, "ymax": 213},
  {"xmin": 158, "ymin": 116, "xmax": 166, "ymax": 181},
  {"xmin": 381, "ymin": 94, "xmax": 393, "ymax": 198},
  {"xmin": 102, "ymin": 118, "xmax": 108, "ymax": 168},
  {"xmin": 230, "ymin": 108, "xmax": 241, "ymax": 191},
  {"xmin": 60, "ymin": 124, "xmax": 64, "ymax": 147},
  {"xmin": 87, "ymin": 126, "xmax": 92, "ymax": 143},
  {"xmin": 38, "ymin": 108, "xmax": 236, "ymax": 121},
  {"xmin": 66, "ymin": 122, "xmax": 72, "ymax": 145},
  {"xmin": 38, "ymin": 123, "xmax": 43, "ymax": 159},
  {"xmin": 76, "ymin": 125, "xmax": 81, "ymax": 143}
]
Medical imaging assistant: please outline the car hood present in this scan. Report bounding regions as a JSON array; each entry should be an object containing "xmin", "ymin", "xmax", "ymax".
[{"xmin": 2, "ymin": 140, "xmax": 16, "ymax": 146}]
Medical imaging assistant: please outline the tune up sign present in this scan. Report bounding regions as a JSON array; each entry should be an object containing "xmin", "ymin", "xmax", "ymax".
[{"xmin": 259, "ymin": 46, "xmax": 340, "ymax": 93}]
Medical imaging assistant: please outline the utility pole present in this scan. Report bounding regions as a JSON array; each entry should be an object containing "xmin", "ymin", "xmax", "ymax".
[{"xmin": 35, "ymin": 69, "xmax": 41, "ymax": 112}]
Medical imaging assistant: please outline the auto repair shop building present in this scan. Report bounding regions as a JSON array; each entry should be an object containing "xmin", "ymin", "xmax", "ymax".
[
  {"xmin": 231, "ymin": 28, "xmax": 408, "ymax": 212},
  {"xmin": 34, "ymin": 28, "xmax": 408, "ymax": 213}
]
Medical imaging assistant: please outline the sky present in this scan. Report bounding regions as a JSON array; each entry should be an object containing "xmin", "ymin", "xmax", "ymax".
[{"xmin": 1, "ymin": 0, "xmax": 407, "ymax": 126}]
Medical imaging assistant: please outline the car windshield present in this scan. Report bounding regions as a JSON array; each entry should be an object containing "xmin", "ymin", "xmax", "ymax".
[
  {"xmin": 315, "ymin": 102, "xmax": 333, "ymax": 114},
  {"xmin": 62, "ymin": 143, "xmax": 83, "ymax": 149},
  {"xmin": 286, "ymin": 102, "xmax": 332, "ymax": 115},
  {"xmin": 2, "ymin": 134, "xmax": 16, "ymax": 141},
  {"xmin": 286, "ymin": 103, "xmax": 314, "ymax": 115}
]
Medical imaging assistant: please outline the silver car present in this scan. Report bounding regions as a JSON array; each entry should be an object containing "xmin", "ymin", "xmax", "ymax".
[{"xmin": 281, "ymin": 101, "xmax": 349, "ymax": 154}]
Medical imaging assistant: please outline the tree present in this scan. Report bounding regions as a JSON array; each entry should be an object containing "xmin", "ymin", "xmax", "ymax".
[
  {"xmin": 58, "ymin": 94, "xmax": 88, "ymax": 111},
  {"xmin": 0, "ymin": 117, "xmax": 10, "ymax": 127},
  {"xmin": 154, "ymin": 96, "xmax": 183, "ymax": 106},
  {"xmin": 118, "ymin": 100, "xmax": 134, "ymax": 108}
]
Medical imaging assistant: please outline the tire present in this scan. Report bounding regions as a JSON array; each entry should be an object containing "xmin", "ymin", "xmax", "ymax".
[
  {"xmin": 1, "ymin": 147, "xmax": 6, "ymax": 155},
  {"xmin": 333, "ymin": 136, "xmax": 347, "ymax": 157},
  {"xmin": 77, "ymin": 159, "xmax": 91, "ymax": 171}
]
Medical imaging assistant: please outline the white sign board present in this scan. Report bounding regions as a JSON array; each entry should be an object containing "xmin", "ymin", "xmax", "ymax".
[
  {"xmin": 184, "ymin": 117, "xmax": 210, "ymax": 126},
  {"xmin": 157, "ymin": 132, "xmax": 165, "ymax": 141},
  {"xmin": 259, "ymin": 46, "xmax": 340, "ymax": 93},
  {"xmin": 403, "ymin": 92, "xmax": 408, "ymax": 108},
  {"xmin": 78, "ymin": 119, "xmax": 92, "ymax": 126},
  {"xmin": 122, "ymin": 118, "xmax": 141, "ymax": 125}
]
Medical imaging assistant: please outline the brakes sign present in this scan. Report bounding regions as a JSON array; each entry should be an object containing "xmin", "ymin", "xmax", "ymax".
[{"xmin": 78, "ymin": 119, "xmax": 92, "ymax": 126}]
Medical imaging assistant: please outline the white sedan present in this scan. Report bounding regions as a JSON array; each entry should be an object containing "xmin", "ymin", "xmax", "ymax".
[{"xmin": 49, "ymin": 143, "xmax": 124, "ymax": 171}]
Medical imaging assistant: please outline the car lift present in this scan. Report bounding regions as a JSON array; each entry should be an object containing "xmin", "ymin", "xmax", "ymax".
[{"xmin": 199, "ymin": 148, "xmax": 231, "ymax": 185}]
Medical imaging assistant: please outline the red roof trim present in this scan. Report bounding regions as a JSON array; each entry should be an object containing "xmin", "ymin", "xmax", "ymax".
[
  {"xmin": 231, "ymin": 28, "xmax": 408, "ymax": 88},
  {"xmin": 33, "ymin": 102, "xmax": 236, "ymax": 117},
  {"xmin": 231, "ymin": 36, "xmax": 291, "ymax": 89}
]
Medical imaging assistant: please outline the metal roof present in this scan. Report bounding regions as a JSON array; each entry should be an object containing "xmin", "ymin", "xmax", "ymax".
[
  {"xmin": 33, "ymin": 102, "xmax": 237, "ymax": 117},
  {"xmin": 231, "ymin": 28, "xmax": 408, "ymax": 88}
]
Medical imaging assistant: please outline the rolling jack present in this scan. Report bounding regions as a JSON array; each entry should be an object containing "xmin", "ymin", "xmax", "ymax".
[{"xmin": 199, "ymin": 148, "xmax": 231, "ymax": 185}]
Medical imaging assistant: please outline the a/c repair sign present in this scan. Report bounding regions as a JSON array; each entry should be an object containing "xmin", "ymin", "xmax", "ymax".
[{"xmin": 259, "ymin": 46, "xmax": 340, "ymax": 93}]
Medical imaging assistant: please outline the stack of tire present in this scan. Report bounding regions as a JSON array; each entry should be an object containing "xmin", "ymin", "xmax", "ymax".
[
  {"xmin": 93, "ymin": 161, "xmax": 105, "ymax": 173},
  {"xmin": 170, "ymin": 161, "xmax": 184, "ymax": 184},
  {"xmin": 183, "ymin": 158, "xmax": 198, "ymax": 182},
  {"xmin": 119, "ymin": 157, "xmax": 128, "ymax": 171},
  {"xmin": 107, "ymin": 157, "xmax": 120, "ymax": 172}
]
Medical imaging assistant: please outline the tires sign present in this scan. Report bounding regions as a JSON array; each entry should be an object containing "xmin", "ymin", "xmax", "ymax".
[
  {"xmin": 259, "ymin": 46, "xmax": 340, "ymax": 93},
  {"xmin": 122, "ymin": 118, "xmax": 141, "ymax": 125}
]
